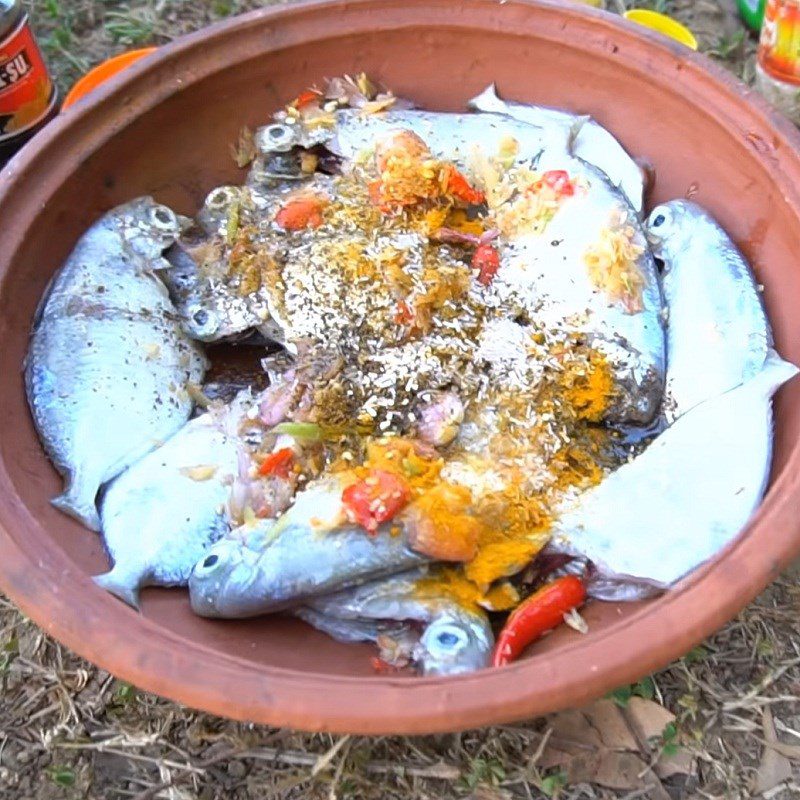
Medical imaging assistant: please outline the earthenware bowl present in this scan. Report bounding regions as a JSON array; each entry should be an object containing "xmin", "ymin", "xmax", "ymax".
[{"xmin": 2, "ymin": 0, "xmax": 799, "ymax": 733}]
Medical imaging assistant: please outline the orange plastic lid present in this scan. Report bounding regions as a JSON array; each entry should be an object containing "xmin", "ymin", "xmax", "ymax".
[{"xmin": 61, "ymin": 48, "xmax": 158, "ymax": 110}]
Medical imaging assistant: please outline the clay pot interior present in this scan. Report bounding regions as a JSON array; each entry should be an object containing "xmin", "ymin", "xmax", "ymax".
[{"xmin": 2, "ymin": 0, "xmax": 800, "ymax": 733}]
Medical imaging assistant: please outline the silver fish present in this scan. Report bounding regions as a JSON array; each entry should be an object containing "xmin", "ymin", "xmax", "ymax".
[
  {"xmin": 647, "ymin": 199, "xmax": 771, "ymax": 422},
  {"xmin": 254, "ymin": 87, "xmax": 642, "ymax": 213},
  {"xmin": 301, "ymin": 570, "xmax": 494, "ymax": 675},
  {"xmin": 486, "ymin": 150, "xmax": 665, "ymax": 425},
  {"xmin": 25, "ymin": 197, "xmax": 208, "ymax": 531},
  {"xmin": 551, "ymin": 351, "xmax": 798, "ymax": 592},
  {"xmin": 161, "ymin": 184, "xmax": 303, "ymax": 344},
  {"xmin": 188, "ymin": 475, "xmax": 429, "ymax": 618},
  {"xmin": 94, "ymin": 391, "xmax": 258, "ymax": 607},
  {"xmin": 294, "ymin": 607, "xmax": 410, "ymax": 644},
  {"xmin": 467, "ymin": 84, "xmax": 645, "ymax": 214}
]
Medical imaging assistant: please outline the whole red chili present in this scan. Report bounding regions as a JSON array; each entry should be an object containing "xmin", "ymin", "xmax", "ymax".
[
  {"xmin": 492, "ymin": 575, "xmax": 586, "ymax": 667},
  {"xmin": 472, "ymin": 243, "xmax": 501, "ymax": 286}
]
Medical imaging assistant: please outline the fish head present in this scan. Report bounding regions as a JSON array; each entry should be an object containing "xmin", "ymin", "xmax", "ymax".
[
  {"xmin": 645, "ymin": 200, "xmax": 696, "ymax": 260},
  {"xmin": 181, "ymin": 300, "xmax": 226, "ymax": 342},
  {"xmin": 416, "ymin": 612, "xmax": 492, "ymax": 676},
  {"xmin": 197, "ymin": 186, "xmax": 244, "ymax": 236},
  {"xmin": 188, "ymin": 538, "xmax": 268, "ymax": 618},
  {"xmin": 114, "ymin": 197, "xmax": 184, "ymax": 257}
]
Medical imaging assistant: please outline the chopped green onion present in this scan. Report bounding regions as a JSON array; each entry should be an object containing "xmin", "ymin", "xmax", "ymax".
[{"xmin": 272, "ymin": 422, "xmax": 322, "ymax": 441}]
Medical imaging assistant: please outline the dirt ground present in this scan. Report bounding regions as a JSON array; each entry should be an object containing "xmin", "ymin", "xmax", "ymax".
[{"xmin": 2, "ymin": 1, "xmax": 797, "ymax": 798}]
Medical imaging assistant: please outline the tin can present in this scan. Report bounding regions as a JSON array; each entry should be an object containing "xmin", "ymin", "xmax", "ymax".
[
  {"xmin": 759, "ymin": 0, "xmax": 800, "ymax": 83},
  {"xmin": 0, "ymin": 0, "xmax": 57, "ymax": 165}
]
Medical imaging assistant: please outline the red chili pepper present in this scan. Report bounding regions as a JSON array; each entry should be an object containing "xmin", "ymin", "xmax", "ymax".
[
  {"xmin": 258, "ymin": 447, "xmax": 294, "ymax": 478},
  {"xmin": 342, "ymin": 470, "xmax": 411, "ymax": 534},
  {"xmin": 540, "ymin": 169, "xmax": 575, "ymax": 197},
  {"xmin": 492, "ymin": 575, "xmax": 586, "ymax": 667},
  {"xmin": 446, "ymin": 167, "xmax": 486, "ymax": 205},
  {"xmin": 293, "ymin": 88, "xmax": 322, "ymax": 109},
  {"xmin": 275, "ymin": 196, "xmax": 325, "ymax": 231},
  {"xmin": 472, "ymin": 243, "xmax": 501, "ymax": 286}
]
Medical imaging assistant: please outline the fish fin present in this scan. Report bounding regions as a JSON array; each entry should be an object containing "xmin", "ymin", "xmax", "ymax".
[
  {"xmin": 757, "ymin": 349, "xmax": 800, "ymax": 395},
  {"xmin": 93, "ymin": 569, "xmax": 141, "ymax": 609},
  {"xmin": 467, "ymin": 83, "xmax": 504, "ymax": 113},
  {"xmin": 51, "ymin": 478, "xmax": 101, "ymax": 532},
  {"xmin": 567, "ymin": 115, "xmax": 590, "ymax": 155}
]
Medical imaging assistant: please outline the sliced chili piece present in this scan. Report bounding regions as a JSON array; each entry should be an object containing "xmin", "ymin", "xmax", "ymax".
[
  {"xmin": 342, "ymin": 469, "xmax": 411, "ymax": 534},
  {"xmin": 293, "ymin": 88, "xmax": 322, "ymax": 109},
  {"xmin": 492, "ymin": 575, "xmax": 586, "ymax": 667},
  {"xmin": 472, "ymin": 243, "xmax": 501, "ymax": 286},
  {"xmin": 539, "ymin": 169, "xmax": 576, "ymax": 198},
  {"xmin": 275, "ymin": 196, "xmax": 326, "ymax": 231},
  {"xmin": 446, "ymin": 167, "xmax": 486, "ymax": 205},
  {"xmin": 258, "ymin": 447, "xmax": 294, "ymax": 478}
]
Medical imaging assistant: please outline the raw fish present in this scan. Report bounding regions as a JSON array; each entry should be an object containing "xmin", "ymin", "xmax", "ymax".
[
  {"xmin": 95, "ymin": 392, "xmax": 257, "ymax": 607},
  {"xmin": 25, "ymin": 197, "xmax": 207, "ymax": 530},
  {"xmin": 647, "ymin": 199, "xmax": 771, "ymax": 421},
  {"xmin": 552, "ymin": 352, "xmax": 797, "ymax": 590}
]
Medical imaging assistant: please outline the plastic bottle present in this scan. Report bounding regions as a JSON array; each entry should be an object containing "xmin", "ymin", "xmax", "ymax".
[
  {"xmin": 0, "ymin": 0, "xmax": 57, "ymax": 166},
  {"xmin": 737, "ymin": 0, "xmax": 767, "ymax": 32},
  {"xmin": 755, "ymin": 0, "xmax": 800, "ymax": 124}
]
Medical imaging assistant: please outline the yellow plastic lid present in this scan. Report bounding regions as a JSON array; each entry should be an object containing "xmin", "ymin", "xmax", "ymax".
[
  {"xmin": 623, "ymin": 9, "xmax": 698, "ymax": 50},
  {"xmin": 62, "ymin": 48, "xmax": 158, "ymax": 110}
]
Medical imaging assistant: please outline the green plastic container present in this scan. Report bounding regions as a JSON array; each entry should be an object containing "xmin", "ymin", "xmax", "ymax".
[{"xmin": 737, "ymin": 0, "xmax": 766, "ymax": 31}]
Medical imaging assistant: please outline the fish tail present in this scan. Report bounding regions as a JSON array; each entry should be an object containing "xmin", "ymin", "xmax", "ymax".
[
  {"xmin": 51, "ymin": 475, "xmax": 101, "ymax": 531},
  {"xmin": 93, "ymin": 568, "xmax": 141, "ymax": 609}
]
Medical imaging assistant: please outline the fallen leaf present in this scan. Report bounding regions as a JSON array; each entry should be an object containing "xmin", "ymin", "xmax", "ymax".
[
  {"xmin": 541, "ymin": 698, "xmax": 693, "ymax": 790},
  {"xmin": 753, "ymin": 708, "xmax": 792, "ymax": 794},
  {"xmin": 548, "ymin": 708, "xmax": 603, "ymax": 749},
  {"xmin": 582, "ymin": 699, "xmax": 639, "ymax": 751},
  {"xmin": 623, "ymin": 697, "xmax": 694, "ymax": 779}
]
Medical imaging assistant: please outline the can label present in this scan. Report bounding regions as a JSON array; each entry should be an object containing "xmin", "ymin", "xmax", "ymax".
[
  {"xmin": 759, "ymin": 0, "xmax": 800, "ymax": 85},
  {"xmin": 0, "ymin": 15, "xmax": 54, "ymax": 142}
]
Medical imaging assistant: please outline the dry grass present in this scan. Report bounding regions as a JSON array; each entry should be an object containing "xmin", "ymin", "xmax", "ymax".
[{"xmin": 3, "ymin": 0, "xmax": 798, "ymax": 797}]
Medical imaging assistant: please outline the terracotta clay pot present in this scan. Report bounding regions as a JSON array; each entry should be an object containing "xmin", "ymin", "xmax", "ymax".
[{"xmin": 2, "ymin": 0, "xmax": 800, "ymax": 735}]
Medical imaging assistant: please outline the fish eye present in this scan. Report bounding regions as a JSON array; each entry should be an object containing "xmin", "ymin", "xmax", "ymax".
[
  {"xmin": 652, "ymin": 214, "xmax": 666, "ymax": 228},
  {"xmin": 202, "ymin": 554, "xmax": 218, "ymax": 568},
  {"xmin": 437, "ymin": 630, "xmax": 461, "ymax": 647},
  {"xmin": 150, "ymin": 206, "xmax": 177, "ymax": 230},
  {"xmin": 193, "ymin": 309, "xmax": 210, "ymax": 326},
  {"xmin": 427, "ymin": 623, "xmax": 469, "ymax": 655},
  {"xmin": 256, "ymin": 124, "xmax": 295, "ymax": 153},
  {"xmin": 206, "ymin": 187, "xmax": 236, "ymax": 210}
]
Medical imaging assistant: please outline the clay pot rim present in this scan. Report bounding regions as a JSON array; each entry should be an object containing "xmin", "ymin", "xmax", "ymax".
[{"xmin": 2, "ymin": 0, "xmax": 800, "ymax": 734}]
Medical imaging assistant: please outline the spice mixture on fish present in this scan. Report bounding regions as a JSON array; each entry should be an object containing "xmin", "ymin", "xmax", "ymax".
[{"xmin": 26, "ymin": 73, "xmax": 795, "ymax": 675}]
